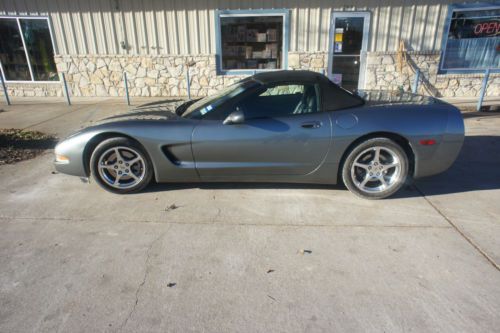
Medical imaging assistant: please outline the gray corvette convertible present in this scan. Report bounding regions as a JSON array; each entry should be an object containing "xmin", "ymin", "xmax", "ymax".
[{"xmin": 54, "ymin": 70, "xmax": 464, "ymax": 199}]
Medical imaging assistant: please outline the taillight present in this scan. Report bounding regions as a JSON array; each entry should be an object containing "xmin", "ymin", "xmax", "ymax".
[{"xmin": 419, "ymin": 139, "xmax": 437, "ymax": 146}]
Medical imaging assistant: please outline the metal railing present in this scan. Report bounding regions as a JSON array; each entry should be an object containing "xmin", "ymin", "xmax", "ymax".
[
  {"xmin": 61, "ymin": 72, "xmax": 71, "ymax": 106},
  {"xmin": 477, "ymin": 69, "xmax": 490, "ymax": 112},
  {"xmin": 123, "ymin": 72, "xmax": 131, "ymax": 106},
  {"xmin": 0, "ymin": 76, "xmax": 10, "ymax": 105}
]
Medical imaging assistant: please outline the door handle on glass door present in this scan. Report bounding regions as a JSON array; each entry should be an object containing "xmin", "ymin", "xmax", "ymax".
[{"xmin": 301, "ymin": 121, "xmax": 322, "ymax": 129}]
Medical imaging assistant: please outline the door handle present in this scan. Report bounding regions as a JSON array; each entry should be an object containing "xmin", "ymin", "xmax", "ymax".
[{"xmin": 301, "ymin": 121, "xmax": 322, "ymax": 129}]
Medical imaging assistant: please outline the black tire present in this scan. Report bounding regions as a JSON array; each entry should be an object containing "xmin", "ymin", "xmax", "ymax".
[
  {"xmin": 341, "ymin": 137, "xmax": 409, "ymax": 199},
  {"xmin": 90, "ymin": 137, "xmax": 153, "ymax": 194}
]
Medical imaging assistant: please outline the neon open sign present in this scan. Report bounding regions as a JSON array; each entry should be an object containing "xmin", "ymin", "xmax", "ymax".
[{"xmin": 473, "ymin": 20, "xmax": 500, "ymax": 37}]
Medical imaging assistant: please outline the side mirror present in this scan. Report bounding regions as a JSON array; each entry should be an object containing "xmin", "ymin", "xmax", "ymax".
[{"xmin": 223, "ymin": 108, "xmax": 245, "ymax": 125}]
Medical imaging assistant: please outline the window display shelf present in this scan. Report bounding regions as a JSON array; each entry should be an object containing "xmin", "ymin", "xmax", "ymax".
[{"xmin": 218, "ymin": 12, "xmax": 286, "ymax": 72}]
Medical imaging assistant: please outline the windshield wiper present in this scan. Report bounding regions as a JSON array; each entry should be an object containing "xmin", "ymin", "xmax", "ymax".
[{"xmin": 175, "ymin": 99, "xmax": 200, "ymax": 116}]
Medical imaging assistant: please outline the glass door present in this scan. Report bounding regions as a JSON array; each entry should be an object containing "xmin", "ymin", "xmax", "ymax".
[{"xmin": 327, "ymin": 12, "xmax": 370, "ymax": 92}]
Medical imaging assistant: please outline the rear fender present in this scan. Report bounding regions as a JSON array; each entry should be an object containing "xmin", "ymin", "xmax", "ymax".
[{"xmin": 326, "ymin": 103, "xmax": 457, "ymax": 181}]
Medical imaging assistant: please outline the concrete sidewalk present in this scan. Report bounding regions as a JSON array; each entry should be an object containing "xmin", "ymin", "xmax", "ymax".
[
  {"xmin": 443, "ymin": 96, "xmax": 500, "ymax": 111},
  {"xmin": 0, "ymin": 98, "xmax": 499, "ymax": 332},
  {"xmin": 0, "ymin": 97, "xmax": 181, "ymax": 138}
]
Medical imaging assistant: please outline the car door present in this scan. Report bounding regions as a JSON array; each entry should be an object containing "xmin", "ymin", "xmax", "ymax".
[{"xmin": 191, "ymin": 82, "xmax": 332, "ymax": 180}]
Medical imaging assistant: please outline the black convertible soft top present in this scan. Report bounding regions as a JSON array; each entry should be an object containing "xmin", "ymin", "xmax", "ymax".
[{"xmin": 252, "ymin": 70, "xmax": 329, "ymax": 85}]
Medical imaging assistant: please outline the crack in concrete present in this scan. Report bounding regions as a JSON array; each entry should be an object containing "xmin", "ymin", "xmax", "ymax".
[
  {"xmin": 414, "ymin": 184, "xmax": 500, "ymax": 272},
  {"xmin": 211, "ymin": 208, "xmax": 221, "ymax": 224},
  {"xmin": 0, "ymin": 215, "xmax": 452, "ymax": 229},
  {"xmin": 20, "ymin": 105, "xmax": 90, "ymax": 132},
  {"xmin": 119, "ymin": 232, "xmax": 165, "ymax": 331}
]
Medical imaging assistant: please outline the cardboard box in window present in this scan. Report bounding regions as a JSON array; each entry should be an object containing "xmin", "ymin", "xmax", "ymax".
[
  {"xmin": 257, "ymin": 33, "xmax": 267, "ymax": 42},
  {"xmin": 245, "ymin": 46, "xmax": 253, "ymax": 59},
  {"xmin": 246, "ymin": 29, "xmax": 258, "ymax": 42},
  {"xmin": 266, "ymin": 61, "xmax": 277, "ymax": 69},
  {"xmin": 247, "ymin": 60, "xmax": 258, "ymax": 69},
  {"xmin": 237, "ymin": 26, "xmax": 247, "ymax": 42},
  {"xmin": 262, "ymin": 49, "xmax": 272, "ymax": 58},
  {"xmin": 252, "ymin": 51, "xmax": 263, "ymax": 59},
  {"xmin": 265, "ymin": 43, "xmax": 278, "ymax": 58},
  {"xmin": 267, "ymin": 29, "xmax": 278, "ymax": 42}
]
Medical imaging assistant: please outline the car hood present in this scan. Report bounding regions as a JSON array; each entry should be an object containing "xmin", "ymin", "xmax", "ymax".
[
  {"xmin": 90, "ymin": 99, "xmax": 188, "ymax": 127},
  {"xmin": 63, "ymin": 102, "xmax": 186, "ymax": 140},
  {"xmin": 94, "ymin": 109, "xmax": 180, "ymax": 124},
  {"xmin": 357, "ymin": 90, "xmax": 444, "ymax": 106}
]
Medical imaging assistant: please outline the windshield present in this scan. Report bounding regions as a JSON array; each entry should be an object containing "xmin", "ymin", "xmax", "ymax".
[{"xmin": 182, "ymin": 79, "xmax": 256, "ymax": 119}]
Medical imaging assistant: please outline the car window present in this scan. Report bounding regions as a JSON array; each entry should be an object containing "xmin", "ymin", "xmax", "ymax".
[
  {"xmin": 182, "ymin": 79, "xmax": 257, "ymax": 119},
  {"xmin": 237, "ymin": 83, "xmax": 320, "ymax": 119},
  {"xmin": 260, "ymin": 84, "xmax": 305, "ymax": 96}
]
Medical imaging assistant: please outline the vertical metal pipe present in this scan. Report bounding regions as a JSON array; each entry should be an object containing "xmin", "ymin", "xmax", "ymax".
[
  {"xmin": 61, "ymin": 73, "xmax": 71, "ymax": 106},
  {"xmin": 123, "ymin": 72, "xmax": 130, "ymax": 106},
  {"xmin": 186, "ymin": 66, "xmax": 191, "ymax": 100},
  {"xmin": 412, "ymin": 69, "xmax": 420, "ymax": 94},
  {"xmin": 477, "ymin": 69, "xmax": 490, "ymax": 112},
  {"xmin": 0, "ymin": 76, "xmax": 10, "ymax": 105}
]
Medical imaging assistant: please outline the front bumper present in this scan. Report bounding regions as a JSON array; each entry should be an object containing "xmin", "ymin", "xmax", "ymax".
[{"xmin": 53, "ymin": 132, "xmax": 95, "ymax": 177}]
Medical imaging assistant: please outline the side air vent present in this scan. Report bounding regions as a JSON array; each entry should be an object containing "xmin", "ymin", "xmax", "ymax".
[{"xmin": 161, "ymin": 145, "xmax": 181, "ymax": 165}]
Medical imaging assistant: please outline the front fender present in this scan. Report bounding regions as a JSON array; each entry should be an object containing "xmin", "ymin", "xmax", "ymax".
[
  {"xmin": 54, "ymin": 130, "xmax": 98, "ymax": 177},
  {"xmin": 54, "ymin": 120, "xmax": 199, "ymax": 182}
]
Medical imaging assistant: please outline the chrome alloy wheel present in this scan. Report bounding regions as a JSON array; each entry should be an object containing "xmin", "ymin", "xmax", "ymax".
[
  {"xmin": 350, "ymin": 146, "xmax": 402, "ymax": 194},
  {"xmin": 97, "ymin": 146, "xmax": 146, "ymax": 189}
]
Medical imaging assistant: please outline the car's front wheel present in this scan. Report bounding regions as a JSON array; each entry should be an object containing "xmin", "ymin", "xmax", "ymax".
[
  {"xmin": 342, "ymin": 138, "xmax": 409, "ymax": 199},
  {"xmin": 90, "ymin": 137, "xmax": 153, "ymax": 194}
]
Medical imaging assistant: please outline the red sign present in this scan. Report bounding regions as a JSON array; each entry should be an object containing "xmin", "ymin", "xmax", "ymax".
[{"xmin": 473, "ymin": 20, "xmax": 500, "ymax": 37}]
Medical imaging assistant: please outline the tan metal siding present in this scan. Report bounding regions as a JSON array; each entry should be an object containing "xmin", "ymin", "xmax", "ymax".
[{"xmin": 0, "ymin": 0, "xmax": 475, "ymax": 56}]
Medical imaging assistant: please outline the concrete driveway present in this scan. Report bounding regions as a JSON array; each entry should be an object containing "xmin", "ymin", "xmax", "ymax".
[{"xmin": 0, "ymin": 98, "xmax": 499, "ymax": 332}]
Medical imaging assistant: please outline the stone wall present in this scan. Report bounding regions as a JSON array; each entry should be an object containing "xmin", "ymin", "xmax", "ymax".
[
  {"xmin": 1, "ymin": 82, "xmax": 63, "ymax": 98},
  {"xmin": 365, "ymin": 52, "xmax": 499, "ymax": 98},
  {"xmin": 1, "ymin": 52, "xmax": 497, "ymax": 99},
  {"xmin": 54, "ymin": 55, "xmax": 246, "ymax": 98},
  {"xmin": 288, "ymin": 52, "xmax": 328, "ymax": 73},
  {"xmin": 288, "ymin": 51, "xmax": 498, "ymax": 98}
]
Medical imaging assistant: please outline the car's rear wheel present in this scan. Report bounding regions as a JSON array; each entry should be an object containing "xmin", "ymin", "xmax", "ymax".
[
  {"xmin": 342, "ymin": 138, "xmax": 409, "ymax": 199},
  {"xmin": 90, "ymin": 137, "xmax": 153, "ymax": 194}
]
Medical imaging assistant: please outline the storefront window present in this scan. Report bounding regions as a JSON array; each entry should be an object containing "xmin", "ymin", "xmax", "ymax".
[
  {"xmin": 440, "ymin": 5, "xmax": 500, "ymax": 72},
  {"xmin": 216, "ymin": 10, "xmax": 289, "ymax": 74},
  {"xmin": 0, "ymin": 18, "xmax": 31, "ymax": 81},
  {"xmin": 0, "ymin": 17, "xmax": 58, "ymax": 82}
]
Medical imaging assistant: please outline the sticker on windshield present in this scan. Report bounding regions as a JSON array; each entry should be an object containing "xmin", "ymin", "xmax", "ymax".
[{"xmin": 200, "ymin": 104, "xmax": 213, "ymax": 116}]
